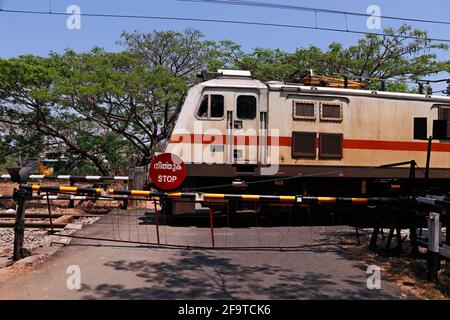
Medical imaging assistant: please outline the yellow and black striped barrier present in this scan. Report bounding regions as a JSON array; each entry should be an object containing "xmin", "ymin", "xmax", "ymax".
[
  {"xmin": 107, "ymin": 188, "xmax": 401, "ymax": 205},
  {"xmin": 21, "ymin": 184, "xmax": 403, "ymax": 205},
  {"xmin": 29, "ymin": 185, "xmax": 103, "ymax": 195}
]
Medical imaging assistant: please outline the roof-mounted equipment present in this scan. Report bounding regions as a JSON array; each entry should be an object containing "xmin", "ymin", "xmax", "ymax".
[
  {"xmin": 197, "ymin": 69, "xmax": 252, "ymax": 81},
  {"xmin": 417, "ymin": 78, "xmax": 450, "ymax": 96},
  {"xmin": 292, "ymin": 70, "xmax": 367, "ymax": 89}
]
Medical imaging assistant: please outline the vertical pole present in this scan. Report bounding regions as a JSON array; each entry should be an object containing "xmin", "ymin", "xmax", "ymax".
[
  {"xmin": 209, "ymin": 207, "xmax": 215, "ymax": 248},
  {"xmin": 352, "ymin": 210, "xmax": 361, "ymax": 246},
  {"xmin": 369, "ymin": 208, "xmax": 383, "ymax": 250},
  {"xmin": 410, "ymin": 211, "xmax": 419, "ymax": 257},
  {"xmin": 427, "ymin": 212, "xmax": 441, "ymax": 282},
  {"xmin": 13, "ymin": 188, "xmax": 29, "ymax": 261},
  {"xmin": 409, "ymin": 160, "xmax": 416, "ymax": 195},
  {"xmin": 68, "ymin": 178, "xmax": 75, "ymax": 208},
  {"xmin": 446, "ymin": 213, "xmax": 450, "ymax": 247},
  {"xmin": 425, "ymin": 136, "xmax": 432, "ymax": 179},
  {"xmin": 153, "ymin": 200, "xmax": 160, "ymax": 245},
  {"xmin": 45, "ymin": 191, "xmax": 54, "ymax": 234},
  {"xmin": 123, "ymin": 179, "xmax": 129, "ymax": 210}
]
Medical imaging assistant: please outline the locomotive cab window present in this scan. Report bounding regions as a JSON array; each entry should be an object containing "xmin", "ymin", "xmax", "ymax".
[
  {"xmin": 237, "ymin": 95, "xmax": 257, "ymax": 120},
  {"xmin": 197, "ymin": 95, "xmax": 209, "ymax": 118},
  {"xmin": 196, "ymin": 94, "xmax": 224, "ymax": 120},
  {"xmin": 320, "ymin": 103, "xmax": 343, "ymax": 122},
  {"xmin": 293, "ymin": 101, "xmax": 316, "ymax": 120},
  {"xmin": 319, "ymin": 133, "xmax": 343, "ymax": 159},
  {"xmin": 211, "ymin": 95, "xmax": 224, "ymax": 118}
]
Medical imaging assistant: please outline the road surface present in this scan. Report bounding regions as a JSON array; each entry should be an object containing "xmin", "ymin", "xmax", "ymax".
[{"xmin": 0, "ymin": 209, "xmax": 408, "ymax": 299}]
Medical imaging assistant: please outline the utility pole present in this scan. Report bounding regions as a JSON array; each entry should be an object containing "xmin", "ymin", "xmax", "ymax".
[
  {"xmin": 7, "ymin": 167, "xmax": 32, "ymax": 261},
  {"xmin": 12, "ymin": 187, "xmax": 32, "ymax": 261}
]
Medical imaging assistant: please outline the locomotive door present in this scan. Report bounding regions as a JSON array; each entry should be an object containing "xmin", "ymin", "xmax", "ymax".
[{"xmin": 228, "ymin": 90, "xmax": 260, "ymax": 164}]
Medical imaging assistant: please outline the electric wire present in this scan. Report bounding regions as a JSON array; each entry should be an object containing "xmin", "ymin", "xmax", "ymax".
[
  {"xmin": 0, "ymin": 8, "xmax": 449, "ymax": 43},
  {"xmin": 179, "ymin": 0, "xmax": 450, "ymax": 26}
]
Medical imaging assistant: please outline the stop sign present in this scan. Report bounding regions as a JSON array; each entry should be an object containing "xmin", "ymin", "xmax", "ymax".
[{"xmin": 149, "ymin": 153, "xmax": 186, "ymax": 190}]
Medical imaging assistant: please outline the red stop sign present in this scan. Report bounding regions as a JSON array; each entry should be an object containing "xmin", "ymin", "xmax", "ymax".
[{"xmin": 149, "ymin": 153, "xmax": 186, "ymax": 190}]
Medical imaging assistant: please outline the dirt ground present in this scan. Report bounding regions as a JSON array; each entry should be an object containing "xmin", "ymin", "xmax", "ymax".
[
  {"xmin": 344, "ymin": 233, "xmax": 450, "ymax": 300},
  {"xmin": 0, "ymin": 182, "xmax": 15, "ymax": 195}
]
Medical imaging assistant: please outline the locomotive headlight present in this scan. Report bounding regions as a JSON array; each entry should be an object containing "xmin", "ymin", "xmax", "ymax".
[{"xmin": 232, "ymin": 180, "xmax": 247, "ymax": 188}]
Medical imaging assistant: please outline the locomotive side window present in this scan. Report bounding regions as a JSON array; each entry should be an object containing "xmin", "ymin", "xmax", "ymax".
[
  {"xmin": 319, "ymin": 133, "xmax": 343, "ymax": 159},
  {"xmin": 237, "ymin": 95, "xmax": 257, "ymax": 120},
  {"xmin": 438, "ymin": 106, "xmax": 450, "ymax": 138},
  {"xmin": 292, "ymin": 132, "xmax": 317, "ymax": 159},
  {"xmin": 293, "ymin": 101, "xmax": 316, "ymax": 120},
  {"xmin": 196, "ymin": 94, "xmax": 224, "ymax": 119},
  {"xmin": 197, "ymin": 95, "xmax": 209, "ymax": 118},
  {"xmin": 211, "ymin": 95, "xmax": 224, "ymax": 118},
  {"xmin": 320, "ymin": 103, "xmax": 343, "ymax": 122}
]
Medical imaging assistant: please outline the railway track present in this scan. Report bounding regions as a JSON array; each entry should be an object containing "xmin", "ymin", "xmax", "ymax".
[{"xmin": 0, "ymin": 211, "xmax": 74, "ymax": 229}]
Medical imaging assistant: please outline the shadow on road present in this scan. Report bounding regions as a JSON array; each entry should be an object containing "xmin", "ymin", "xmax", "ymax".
[{"xmin": 78, "ymin": 249, "xmax": 401, "ymax": 300}]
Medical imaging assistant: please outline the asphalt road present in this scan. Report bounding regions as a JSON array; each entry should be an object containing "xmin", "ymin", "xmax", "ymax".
[{"xmin": 0, "ymin": 209, "xmax": 408, "ymax": 300}]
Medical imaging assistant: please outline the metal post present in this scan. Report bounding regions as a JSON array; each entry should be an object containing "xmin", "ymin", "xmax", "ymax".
[
  {"xmin": 408, "ymin": 160, "xmax": 416, "ymax": 190},
  {"xmin": 425, "ymin": 136, "xmax": 432, "ymax": 179},
  {"xmin": 209, "ymin": 207, "xmax": 215, "ymax": 248},
  {"xmin": 12, "ymin": 188, "xmax": 31, "ymax": 261},
  {"xmin": 427, "ymin": 212, "xmax": 441, "ymax": 282},
  {"xmin": 446, "ymin": 212, "xmax": 450, "ymax": 247},
  {"xmin": 410, "ymin": 211, "xmax": 419, "ymax": 257},
  {"xmin": 45, "ymin": 192, "xmax": 54, "ymax": 234},
  {"xmin": 68, "ymin": 178, "xmax": 75, "ymax": 208},
  {"xmin": 123, "ymin": 179, "xmax": 129, "ymax": 210},
  {"xmin": 153, "ymin": 200, "xmax": 160, "ymax": 245},
  {"xmin": 369, "ymin": 208, "xmax": 384, "ymax": 250}
]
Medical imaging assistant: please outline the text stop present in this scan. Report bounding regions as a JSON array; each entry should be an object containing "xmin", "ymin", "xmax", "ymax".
[{"xmin": 149, "ymin": 153, "xmax": 186, "ymax": 190}]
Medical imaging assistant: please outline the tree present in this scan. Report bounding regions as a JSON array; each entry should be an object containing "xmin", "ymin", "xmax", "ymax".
[
  {"xmin": 0, "ymin": 54, "xmax": 129, "ymax": 175},
  {"xmin": 227, "ymin": 24, "xmax": 450, "ymax": 87},
  {"xmin": 55, "ymin": 48, "xmax": 189, "ymax": 166},
  {"xmin": 0, "ymin": 29, "xmax": 222, "ymax": 174}
]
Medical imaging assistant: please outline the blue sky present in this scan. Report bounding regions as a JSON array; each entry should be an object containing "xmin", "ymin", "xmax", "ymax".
[
  {"xmin": 1, "ymin": 0, "xmax": 449, "ymax": 56},
  {"xmin": 0, "ymin": 0, "xmax": 449, "ymax": 85}
]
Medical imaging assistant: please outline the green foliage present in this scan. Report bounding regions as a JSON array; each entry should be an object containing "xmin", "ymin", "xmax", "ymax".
[
  {"xmin": 0, "ymin": 154, "xmax": 19, "ymax": 173},
  {"xmin": 220, "ymin": 24, "xmax": 450, "ymax": 89}
]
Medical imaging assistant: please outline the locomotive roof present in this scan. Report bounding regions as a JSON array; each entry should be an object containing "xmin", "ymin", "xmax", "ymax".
[
  {"xmin": 199, "ymin": 77, "xmax": 267, "ymax": 90},
  {"xmin": 198, "ymin": 76, "xmax": 450, "ymax": 103},
  {"xmin": 269, "ymin": 82, "xmax": 450, "ymax": 103}
]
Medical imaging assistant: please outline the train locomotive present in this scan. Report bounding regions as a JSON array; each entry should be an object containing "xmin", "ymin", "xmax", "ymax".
[{"xmin": 164, "ymin": 70, "xmax": 450, "ymax": 218}]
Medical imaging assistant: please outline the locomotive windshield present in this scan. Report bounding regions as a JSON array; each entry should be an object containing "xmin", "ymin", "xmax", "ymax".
[
  {"xmin": 196, "ymin": 94, "xmax": 224, "ymax": 119},
  {"xmin": 237, "ymin": 95, "xmax": 257, "ymax": 119}
]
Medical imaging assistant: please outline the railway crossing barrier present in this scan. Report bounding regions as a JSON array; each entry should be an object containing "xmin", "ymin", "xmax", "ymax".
[
  {"xmin": 1, "ymin": 174, "xmax": 130, "ymax": 208},
  {"xmin": 0, "ymin": 174, "xmax": 130, "ymax": 182},
  {"xmin": 21, "ymin": 184, "xmax": 405, "ymax": 205},
  {"xmin": 2, "ymin": 182, "xmax": 449, "ymax": 285},
  {"xmin": 4, "ymin": 183, "xmax": 404, "ymax": 260}
]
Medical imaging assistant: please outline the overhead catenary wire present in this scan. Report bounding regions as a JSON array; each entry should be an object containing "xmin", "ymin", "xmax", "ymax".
[
  {"xmin": 178, "ymin": 0, "xmax": 450, "ymax": 26},
  {"xmin": 0, "ymin": 8, "xmax": 450, "ymax": 43}
]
